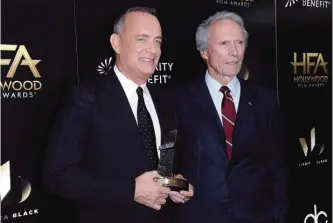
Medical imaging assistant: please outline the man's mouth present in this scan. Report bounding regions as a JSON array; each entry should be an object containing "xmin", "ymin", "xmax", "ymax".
[
  {"xmin": 226, "ymin": 61, "xmax": 238, "ymax": 65},
  {"xmin": 141, "ymin": 58, "xmax": 154, "ymax": 62}
]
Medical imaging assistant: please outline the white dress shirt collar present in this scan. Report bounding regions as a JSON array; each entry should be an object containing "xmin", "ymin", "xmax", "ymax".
[
  {"xmin": 205, "ymin": 71, "xmax": 240, "ymax": 99},
  {"xmin": 114, "ymin": 64, "xmax": 148, "ymax": 96}
]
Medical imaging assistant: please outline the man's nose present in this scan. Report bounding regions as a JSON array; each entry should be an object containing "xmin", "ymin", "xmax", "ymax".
[
  {"xmin": 228, "ymin": 43, "xmax": 238, "ymax": 56},
  {"xmin": 146, "ymin": 41, "xmax": 159, "ymax": 54}
]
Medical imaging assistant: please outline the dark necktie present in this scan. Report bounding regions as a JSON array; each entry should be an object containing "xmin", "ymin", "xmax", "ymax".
[
  {"xmin": 220, "ymin": 86, "xmax": 236, "ymax": 160},
  {"xmin": 136, "ymin": 86, "xmax": 159, "ymax": 169}
]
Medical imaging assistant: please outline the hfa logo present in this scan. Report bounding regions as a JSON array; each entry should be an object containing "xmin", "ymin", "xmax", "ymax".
[
  {"xmin": 291, "ymin": 53, "xmax": 328, "ymax": 75},
  {"xmin": 0, "ymin": 44, "xmax": 41, "ymax": 78},
  {"xmin": 291, "ymin": 53, "xmax": 329, "ymax": 88},
  {"xmin": 304, "ymin": 204, "xmax": 327, "ymax": 223},
  {"xmin": 298, "ymin": 127, "xmax": 324, "ymax": 157},
  {"xmin": 0, "ymin": 44, "xmax": 42, "ymax": 99},
  {"xmin": 0, "ymin": 161, "xmax": 32, "ymax": 205}
]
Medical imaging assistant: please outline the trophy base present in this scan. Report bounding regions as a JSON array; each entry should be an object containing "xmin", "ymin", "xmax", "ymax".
[{"xmin": 154, "ymin": 176, "xmax": 189, "ymax": 191}]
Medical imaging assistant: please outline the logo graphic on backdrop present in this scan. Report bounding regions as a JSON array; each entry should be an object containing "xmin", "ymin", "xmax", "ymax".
[
  {"xmin": 285, "ymin": 0, "xmax": 331, "ymax": 8},
  {"xmin": 0, "ymin": 44, "xmax": 42, "ymax": 99},
  {"xmin": 97, "ymin": 57, "xmax": 113, "ymax": 75},
  {"xmin": 299, "ymin": 127, "xmax": 324, "ymax": 157},
  {"xmin": 298, "ymin": 127, "xmax": 327, "ymax": 167},
  {"xmin": 285, "ymin": 0, "xmax": 299, "ymax": 7},
  {"xmin": 97, "ymin": 57, "xmax": 173, "ymax": 84},
  {"xmin": 304, "ymin": 204, "xmax": 327, "ymax": 223},
  {"xmin": 291, "ymin": 52, "xmax": 329, "ymax": 88},
  {"xmin": 0, "ymin": 161, "xmax": 11, "ymax": 201},
  {"xmin": 0, "ymin": 161, "xmax": 38, "ymax": 221},
  {"xmin": 0, "ymin": 161, "xmax": 32, "ymax": 204},
  {"xmin": 216, "ymin": 0, "xmax": 255, "ymax": 7}
]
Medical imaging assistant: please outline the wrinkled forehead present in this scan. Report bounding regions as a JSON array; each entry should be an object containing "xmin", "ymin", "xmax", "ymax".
[{"xmin": 208, "ymin": 19, "xmax": 244, "ymax": 40}]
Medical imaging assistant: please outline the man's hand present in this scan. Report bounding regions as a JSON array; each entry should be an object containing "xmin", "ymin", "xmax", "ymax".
[
  {"xmin": 134, "ymin": 171, "xmax": 171, "ymax": 210},
  {"xmin": 169, "ymin": 174, "xmax": 194, "ymax": 204}
]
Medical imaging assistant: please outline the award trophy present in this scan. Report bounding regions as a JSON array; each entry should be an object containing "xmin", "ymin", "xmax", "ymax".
[{"xmin": 154, "ymin": 129, "xmax": 189, "ymax": 191}]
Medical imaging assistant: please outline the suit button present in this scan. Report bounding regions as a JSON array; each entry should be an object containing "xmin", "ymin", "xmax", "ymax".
[{"xmin": 228, "ymin": 208, "xmax": 232, "ymax": 212}]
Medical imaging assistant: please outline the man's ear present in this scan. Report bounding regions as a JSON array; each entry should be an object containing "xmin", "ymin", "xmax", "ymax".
[
  {"xmin": 200, "ymin": 50, "xmax": 208, "ymax": 60},
  {"xmin": 110, "ymin": 33, "xmax": 121, "ymax": 54}
]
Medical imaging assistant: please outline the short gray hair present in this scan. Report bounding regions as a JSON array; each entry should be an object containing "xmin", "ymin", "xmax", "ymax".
[
  {"xmin": 195, "ymin": 11, "xmax": 249, "ymax": 51},
  {"xmin": 113, "ymin": 7, "xmax": 158, "ymax": 34}
]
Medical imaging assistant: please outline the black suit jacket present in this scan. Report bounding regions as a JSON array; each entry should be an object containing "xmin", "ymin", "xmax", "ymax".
[
  {"xmin": 172, "ymin": 77, "xmax": 289, "ymax": 223},
  {"xmin": 43, "ymin": 70, "xmax": 176, "ymax": 223}
]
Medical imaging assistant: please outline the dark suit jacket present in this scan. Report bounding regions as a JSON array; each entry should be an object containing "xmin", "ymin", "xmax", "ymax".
[
  {"xmin": 43, "ymin": 70, "xmax": 176, "ymax": 223},
  {"xmin": 172, "ymin": 76, "xmax": 288, "ymax": 223}
]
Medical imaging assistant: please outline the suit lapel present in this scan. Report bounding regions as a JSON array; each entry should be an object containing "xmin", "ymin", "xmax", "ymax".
[
  {"xmin": 232, "ymin": 79, "xmax": 257, "ymax": 159},
  {"xmin": 102, "ymin": 71, "xmax": 149, "ymax": 170},
  {"xmin": 105, "ymin": 71, "xmax": 139, "ymax": 135},
  {"xmin": 191, "ymin": 77, "xmax": 228, "ymax": 161},
  {"xmin": 189, "ymin": 77, "xmax": 259, "ymax": 163}
]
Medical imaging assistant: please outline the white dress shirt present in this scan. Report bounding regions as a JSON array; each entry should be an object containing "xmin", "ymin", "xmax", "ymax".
[
  {"xmin": 114, "ymin": 65, "xmax": 161, "ymax": 158},
  {"xmin": 205, "ymin": 71, "xmax": 241, "ymax": 125}
]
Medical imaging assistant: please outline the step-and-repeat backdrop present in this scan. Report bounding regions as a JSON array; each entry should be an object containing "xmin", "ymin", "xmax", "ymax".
[{"xmin": 1, "ymin": 0, "xmax": 331, "ymax": 222}]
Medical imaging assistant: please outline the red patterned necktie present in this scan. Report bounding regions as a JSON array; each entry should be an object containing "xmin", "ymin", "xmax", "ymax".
[{"xmin": 220, "ymin": 86, "xmax": 236, "ymax": 160}]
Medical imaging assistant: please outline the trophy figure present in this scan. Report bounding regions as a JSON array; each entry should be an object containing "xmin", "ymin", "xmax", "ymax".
[{"xmin": 154, "ymin": 129, "xmax": 189, "ymax": 191}]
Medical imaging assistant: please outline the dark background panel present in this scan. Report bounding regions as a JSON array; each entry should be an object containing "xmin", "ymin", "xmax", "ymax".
[
  {"xmin": 1, "ymin": 0, "xmax": 78, "ymax": 222},
  {"xmin": 276, "ymin": 1, "xmax": 332, "ymax": 223}
]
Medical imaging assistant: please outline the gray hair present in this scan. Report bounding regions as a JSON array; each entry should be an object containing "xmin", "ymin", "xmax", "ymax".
[
  {"xmin": 113, "ymin": 7, "xmax": 158, "ymax": 34},
  {"xmin": 195, "ymin": 11, "xmax": 249, "ymax": 51}
]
